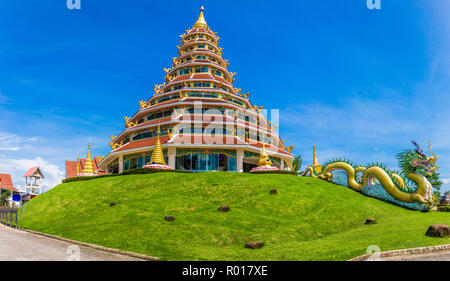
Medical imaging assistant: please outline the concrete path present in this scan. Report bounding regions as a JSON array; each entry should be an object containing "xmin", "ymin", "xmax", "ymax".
[
  {"xmin": 0, "ymin": 224, "xmax": 141, "ymax": 261},
  {"xmin": 381, "ymin": 250, "xmax": 450, "ymax": 261}
]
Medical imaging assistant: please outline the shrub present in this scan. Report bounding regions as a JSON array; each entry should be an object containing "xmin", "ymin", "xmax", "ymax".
[{"xmin": 62, "ymin": 168, "xmax": 191, "ymax": 183}]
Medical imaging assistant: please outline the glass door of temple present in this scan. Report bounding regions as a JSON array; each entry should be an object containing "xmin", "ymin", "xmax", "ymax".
[
  {"xmin": 243, "ymin": 161, "xmax": 257, "ymax": 172},
  {"xmin": 218, "ymin": 154, "xmax": 228, "ymax": 171}
]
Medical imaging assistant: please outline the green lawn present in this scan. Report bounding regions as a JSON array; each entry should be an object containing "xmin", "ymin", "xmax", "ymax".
[{"xmin": 19, "ymin": 172, "xmax": 450, "ymax": 260}]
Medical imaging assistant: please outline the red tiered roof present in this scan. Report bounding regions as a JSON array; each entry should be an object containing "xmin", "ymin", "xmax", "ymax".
[
  {"xmin": 24, "ymin": 166, "xmax": 38, "ymax": 177},
  {"xmin": 249, "ymin": 142, "xmax": 293, "ymax": 156},
  {"xmin": 0, "ymin": 174, "xmax": 16, "ymax": 191},
  {"xmin": 114, "ymin": 136, "xmax": 171, "ymax": 152}
]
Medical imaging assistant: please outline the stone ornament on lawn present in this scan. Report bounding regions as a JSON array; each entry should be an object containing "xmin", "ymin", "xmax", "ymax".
[
  {"xmin": 218, "ymin": 206, "xmax": 230, "ymax": 212},
  {"xmin": 365, "ymin": 218, "xmax": 376, "ymax": 224},
  {"xmin": 426, "ymin": 224, "xmax": 450, "ymax": 237},
  {"xmin": 245, "ymin": 241, "xmax": 264, "ymax": 249},
  {"xmin": 164, "ymin": 216, "xmax": 175, "ymax": 222}
]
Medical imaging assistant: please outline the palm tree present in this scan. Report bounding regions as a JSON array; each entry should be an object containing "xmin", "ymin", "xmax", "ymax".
[{"xmin": 292, "ymin": 155, "xmax": 302, "ymax": 174}]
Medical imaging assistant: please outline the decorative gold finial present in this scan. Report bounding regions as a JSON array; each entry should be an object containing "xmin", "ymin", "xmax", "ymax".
[
  {"xmin": 312, "ymin": 144, "xmax": 322, "ymax": 173},
  {"xmin": 148, "ymin": 125, "xmax": 167, "ymax": 165},
  {"xmin": 76, "ymin": 153, "xmax": 80, "ymax": 175},
  {"xmin": 257, "ymin": 143, "xmax": 273, "ymax": 167},
  {"xmin": 81, "ymin": 138, "xmax": 95, "ymax": 174},
  {"xmin": 193, "ymin": 6, "xmax": 208, "ymax": 29}
]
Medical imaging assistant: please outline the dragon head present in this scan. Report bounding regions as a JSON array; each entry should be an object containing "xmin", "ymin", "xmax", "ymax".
[{"xmin": 397, "ymin": 141, "xmax": 439, "ymax": 177}]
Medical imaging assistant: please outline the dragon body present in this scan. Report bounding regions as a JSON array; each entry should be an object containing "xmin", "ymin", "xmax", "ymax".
[{"xmin": 302, "ymin": 142, "xmax": 438, "ymax": 211}]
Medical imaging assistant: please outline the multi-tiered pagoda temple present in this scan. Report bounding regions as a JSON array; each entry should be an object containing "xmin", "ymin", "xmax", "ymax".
[{"xmin": 98, "ymin": 7, "xmax": 294, "ymax": 173}]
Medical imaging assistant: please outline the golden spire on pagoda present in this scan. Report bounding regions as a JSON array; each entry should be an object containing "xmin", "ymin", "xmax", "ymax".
[
  {"xmin": 257, "ymin": 143, "xmax": 273, "ymax": 167},
  {"xmin": 76, "ymin": 154, "xmax": 80, "ymax": 175},
  {"xmin": 312, "ymin": 144, "xmax": 322, "ymax": 173},
  {"xmin": 81, "ymin": 139, "xmax": 95, "ymax": 174},
  {"xmin": 193, "ymin": 6, "xmax": 208, "ymax": 29},
  {"xmin": 149, "ymin": 125, "xmax": 167, "ymax": 165}
]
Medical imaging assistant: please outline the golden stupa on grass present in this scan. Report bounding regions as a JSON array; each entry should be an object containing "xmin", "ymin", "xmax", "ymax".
[
  {"xmin": 143, "ymin": 125, "xmax": 174, "ymax": 170},
  {"xmin": 250, "ymin": 143, "xmax": 279, "ymax": 172}
]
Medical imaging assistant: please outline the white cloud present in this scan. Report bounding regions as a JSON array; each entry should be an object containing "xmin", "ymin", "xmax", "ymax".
[
  {"xmin": 442, "ymin": 178, "xmax": 450, "ymax": 184},
  {"xmin": 0, "ymin": 132, "xmax": 38, "ymax": 151},
  {"xmin": 0, "ymin": 156, "xmax": 64, "ymax": 190}
]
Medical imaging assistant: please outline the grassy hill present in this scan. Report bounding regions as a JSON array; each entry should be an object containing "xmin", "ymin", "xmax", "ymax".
[{"xmin": 19, "ymin": 172, "xmax": 450, "ymax": 261}]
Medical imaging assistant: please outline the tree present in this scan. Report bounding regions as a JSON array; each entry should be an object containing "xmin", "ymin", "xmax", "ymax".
[
  {"xmin": 292, "ymin": 155, "xmax": 302, "ymax": 173},
  {"xmin": 0, "ymin": 189, "xmax": 11, "ymax": 205},
  {"xmin": 426, "ymin": 172, "xmax": 442, "ymax": 205}
]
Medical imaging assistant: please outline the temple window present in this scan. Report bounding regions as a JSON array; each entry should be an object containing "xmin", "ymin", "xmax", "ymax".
[
  {"xmin": 180, "ymin": 68, "xmax": 190, "ymax": 75},
  {"xmin": 187, "ymin": 92, "xmax": 219, "ymax": 99},
  {"xmin": 228, "ymin": 97, "xmax": 245, "ymax": 107},
  {"xmin": 194, "ymin": 67, "xmax": 208, "ymax": 73},
  {"xmin": 245, "ymin": 115, "xmax": 257, "ymax": 124},
  {"xmin": 193, "ymin": 82, "xmax": 210, "ymax": 88},
  {"xmin": 157, "ymin": 93, "xmax": 181, "ymax": 103},
  {"xmin": 146, "ymin": 109, "xmax": 173, "ymax": 121},
  {"xmin": 132, "ymin": 127, "xmax": 170, "ymax": 141},
  {"xmin": 236, "ymin": 127, "xmax": 245, "ymax": 137}
]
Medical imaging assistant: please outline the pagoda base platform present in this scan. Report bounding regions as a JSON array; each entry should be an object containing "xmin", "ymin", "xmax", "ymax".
[
  {"xmin": 250, "ymin": 166, "xmax": 279, "ymax": 173},
  {"xmin": 77, "ymin": 173, "xmax": 98, "ymax": 177},
  {"xmin": 142, "ymin": 164, "xmax": 174, "ymax": 170}
]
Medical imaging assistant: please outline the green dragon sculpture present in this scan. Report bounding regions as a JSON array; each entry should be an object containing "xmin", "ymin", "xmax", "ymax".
[{"xmin": 302, "ymin": 141, "xmax": 438, "ymax": 210}]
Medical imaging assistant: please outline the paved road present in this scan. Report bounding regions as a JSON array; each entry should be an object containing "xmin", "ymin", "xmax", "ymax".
[
  {"xmin": 0, "ymin": 224, "xmax": 141, "ymax": 261},
  {"xmin": 381, "ymin": 250, "xmax": 450, "ymax": 261}
]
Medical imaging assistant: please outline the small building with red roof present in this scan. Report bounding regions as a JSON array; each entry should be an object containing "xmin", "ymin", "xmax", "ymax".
[
  {"xmin": 0, "ymin": 174, "xmax": 17, "ymax": 191},
  {"xmin": 24, "ymin": 166, "xmax": 44, "ymax": 195},
  {"xmin": 0, "ymin": 173, "xmax": 18, "ymax": 207}
]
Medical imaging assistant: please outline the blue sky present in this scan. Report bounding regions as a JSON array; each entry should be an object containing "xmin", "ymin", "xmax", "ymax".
[{"xmin": 0, "ymin": 0, "xmax": 449, "ymax": 192}]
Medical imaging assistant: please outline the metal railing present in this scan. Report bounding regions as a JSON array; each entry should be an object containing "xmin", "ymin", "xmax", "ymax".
[{"xmin": 0, "ymin": 206, "xmax": 18, "ymax": 228}]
